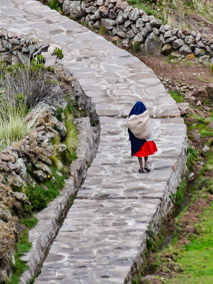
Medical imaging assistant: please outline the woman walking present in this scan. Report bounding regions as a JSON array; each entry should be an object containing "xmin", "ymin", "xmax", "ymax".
[{"xmin": 127, "ymin": 101, "xmax": 157, "ymax": 174}]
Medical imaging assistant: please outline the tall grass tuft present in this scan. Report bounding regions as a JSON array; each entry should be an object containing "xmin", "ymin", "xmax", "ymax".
[
  {"xmin": 0, "ymin": 60, "xmax": 64, "ymax": 151},
  {"xmin": 0, "ymin": 92, "xmax": 30, "ymax": 151}
]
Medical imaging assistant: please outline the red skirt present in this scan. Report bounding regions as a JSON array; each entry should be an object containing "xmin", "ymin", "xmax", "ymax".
[{"xmin": 133, "ymin": 141, "xmax": 158, "ymax": 158}]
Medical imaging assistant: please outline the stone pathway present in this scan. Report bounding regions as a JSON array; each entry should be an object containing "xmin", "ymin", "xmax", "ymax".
[{"xmin": 0, "ymin": 1, "xmax": 187, "ymax": 283}]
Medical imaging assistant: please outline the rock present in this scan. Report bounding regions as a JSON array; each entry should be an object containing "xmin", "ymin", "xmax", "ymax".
[
  {"xmin": 159, "ymin": 34, "xmax": 165, "ymax": 44},
  {"xmin": 57, "ymin": 144, "xmax": 67, "ymax": 153},
  {"xmin": 159, "ymin": 25, "xmax": 165, "ymax": 33},
  {"xmin": 179, "ymin": 44, "xmax": 192, "ymax": 55},
  {"xmin": 117, "ymin": 31, "xmax": 126, "ymax": 38},
  {"xmin": 99, "ymin": 5, "xmax": 109, "ymax": 16},
  {"xmin": 206, "ymin": 84, "xmax": 213, "ymax": 100},
  {"xmin": 35, "ymin": 162, "xmax": 52, "ymax": 176},
  {"xmin": 63, "ymin": 0, "xmax": 84, "ymax": 19},
  {"xmin": 171, "ymin": 51, "xmax": 181, "ymax": 58},
  {"xmin": 191, "ymin": 31, "xmax": 197, "ymax": 38},
  {"xmin": 177, "ymin": 102, "xmax": 189, "ymax": 115},
  {"xmin": 97, "ymin": 0, "xmax": 104, "ymax": 5},
  {"xmin": 135, "ymin": 18, "xmax": 144, "ymax": 28},
  {"xmin": 116, "ymin": 11, "xmax": 125, "ymax": 24},
  {"xmin": 150, "ymin": 19, "xmax": 162, "ymax": 28},
  {"xmin": 199, "ymin": 55, "xmax": 209, "ymax": 65},
  {"xmin": 33, "ymin": 170, "xmax": 48, "ymax": 182},
  {"xmin": 185, "ymin": 35, "xmax": 195, "ymax": 45},
  {"xmin": 161, "ymin": 44, "xmax": 172, "ymax": 55},
  {"xmin": 188, "ymin": 172, "xmax": 195, "ymax": 181},
  {"xmin": 153, "ymin": 28, "xmax": 159, "ymax": 36},
  {"xmin": 182, "ymin": 28, "xmax": 191, "ymax": 36},
  {"xmin": 100, "ymin": 19, "xmax": 115, "ymax": 29},
  {"xmin": 194, "ymin": 48, "xmax": 206, "ymax": 57},
  {"xmin": 131, "ymin": 24, "xmax": 138, "ymax": 34},
  {"xmin": 13, "ymin": 158, "xmax": 27, "ymax": 181},
  {"xmin": 128, "ymin": 8, "xmax": 140, "ymax": 21},
  {"xmin": 190, "ymin": 130, "xmax": 201, "ymax": 144},
  {"xmin": 172, "ymin": 39, "xmax": 184, "ymax": 49},
  {"xmin": 145, "ymin": 22, "xmax": 152, "ymax": 33},
  {"xmin": 164, "ymin": 24, "xmax": 171, "ymax": 31},
  {"xmin": 13, "ymin": 192, "xmax": 28, "ymax": 203},
  {"xmin": 126, "ymin": 29, "xmax": 135, "ymax": 39},
  {"xmin": 124, "ymin": 20, "xmax": 132, "ymax": 28},
  {"xmin": 145, "ymin": 32, "xmax": 162, "ymax": 55},
  {"xmin": 17, "ymin": 52, "xmax": 30, "ymax": 66},
  {"xmin": 165, "ymin": 36, "xmax": 177, "ymax": 44},
  {"xmin": 133, "ymin": 33, "xmax": 144, "ymax": 44},
  {"xmin": 202, "ymin": 146, "xmax": 210, "ymax": 154},
  {"xmin": 164, "ymin": 30, "xmax": 173, "ymax": 38},
  {"xmin": 193, "ymin": 87, "xmax": 208, "ymax": 98}
]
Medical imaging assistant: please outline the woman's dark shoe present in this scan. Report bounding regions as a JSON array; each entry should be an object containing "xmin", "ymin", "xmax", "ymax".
[
  {"xmin": 138, "ymin": 169, "xmax": 145, "ymax": 174},
  {"xmin": 144, "ymin": 167, "xmax": 151, "ymax": 172}
]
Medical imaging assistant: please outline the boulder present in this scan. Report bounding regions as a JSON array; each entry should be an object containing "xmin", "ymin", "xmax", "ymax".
[
  {"xmin": 194, "ymin": 48, "xmax": 206, "ymax": 57},
  {"xmin": 193, "ymin": 87, "xmax": 208, "ymax": 98},
  {"xmin": 100, "ymin": 19, "xmax": 115, "ymax": 29},
  {"xmin": 179, "ymin": 44, "xmax": 192, "ymax": 55},
  {"xmin": 198, "ymin": 55, "xmax": 209, "ymax": 65},
  {"xmin": 128, "ymin": 8, "xmax": 140, "ymax": 21},
  {"xmin": 177, "ymin": 102, "xmax": 189, "ymax": 115},
  {"xmin": 150, "ymin": 19, "xmax": 162, "ymax": 28},
  {"xmin": 206, "ymin": 84, "xmax": 213, "ymax": 100},
  {"xmin": 63, "ymin": 0, "xmax": 84, "ymax": 19},
  {"xmin": 161, "ymin": 44, "xmax": 172, "ymax": 55},
  {"xmin": 133, "ymin": 33, "xmax": 144, "ymax": 44},
  {"xmin": 172, "ymin": 39, "xmax": 184, "ymax": 49},
  {"xmin": 145, "ymin": 32, "xmax": 162, "ymax": 55}
]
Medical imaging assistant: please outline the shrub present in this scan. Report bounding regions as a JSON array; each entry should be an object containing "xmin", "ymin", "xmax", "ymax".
[
  {"xmin": 52, "ymin": 47, "xmax": 64, "ymax": 60},
  {"xmin": 0, "ymin": 64, "xmax": 64, "ymax": 108}
]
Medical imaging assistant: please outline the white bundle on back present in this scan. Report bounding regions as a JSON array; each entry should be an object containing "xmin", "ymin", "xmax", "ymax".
[{"xmin": 127, "ymin": 109, "xmax": 152, "ymax": 140}]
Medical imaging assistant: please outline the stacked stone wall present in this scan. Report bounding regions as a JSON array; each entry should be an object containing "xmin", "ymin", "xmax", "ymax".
[
  {"xmin": 60, "ymin": 0, "xmax": 213, "ymax": 64},
  {"xmin": 0, "ymin": 29, "xmax": 49, "ymax": 65}
]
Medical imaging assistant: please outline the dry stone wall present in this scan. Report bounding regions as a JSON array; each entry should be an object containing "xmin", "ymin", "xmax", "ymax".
[
  {"xmin": 0, "ymin": 102, "xmax": 67, "ymax": 282},
  {"xmin": 0, "ymin": 29, "xmax": 50, "ymax": 65},
  {"xmin": 61, "ymin": 0, "xmax": 213, "ymax": 64}
]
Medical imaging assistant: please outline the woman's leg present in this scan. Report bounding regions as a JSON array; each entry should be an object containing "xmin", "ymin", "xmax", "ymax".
[
  {"xmin": 144, "ymin": 157, "xmax": 151, "ymax": 172},
  {"xmin": 138, "ymin": 157, "xmax": 143, "ymax": 170}
]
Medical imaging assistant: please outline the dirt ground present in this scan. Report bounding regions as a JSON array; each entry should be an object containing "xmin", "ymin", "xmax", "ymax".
[{"xmin": 138, "ymin": 55, "xmax": 213, "ymax": 87}]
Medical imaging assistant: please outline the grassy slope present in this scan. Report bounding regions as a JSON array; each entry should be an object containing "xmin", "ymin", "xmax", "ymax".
[
  {"xmin": 128, "ymin": 0, "xmax": 213, "ymax": 28},
  {"xmin": 165, "ymin": 202, "xmax": 213, "ymax": 284}
]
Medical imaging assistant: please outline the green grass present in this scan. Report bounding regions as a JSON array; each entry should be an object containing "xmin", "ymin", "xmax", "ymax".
[
  {"xmin": 165, "ymin": 202, "xmax": 213, "ymax": 284},
  {"xmin": 48, "ymin": 0, "xmax": 62, "ymax": 13},
  {"xmin": 169, "ymin": 90, "xmax": 184, "ymax": 103},
  {"xmin": 128, "ymin": 0, "xmax": 159, "ymax": 17},
  {"xmin": 187, "ymin": 113, "xmax": 213, "ymax": 139},
  {"xmin": 26, "ymin": 167, "xmax": 65, "ymax": 211},
  {"xmin": 6, "ymin": 217, "xmax": 38, "ymax": 284}
]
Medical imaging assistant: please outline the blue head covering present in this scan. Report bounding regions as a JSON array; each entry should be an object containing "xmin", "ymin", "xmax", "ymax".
[
  {"xmin": 129, "ymin": 101, "xmax": 147, "ymax": 117},
  {"xmin": 128, "ymin": 101, "xmax": 147, "ymax": 155}
]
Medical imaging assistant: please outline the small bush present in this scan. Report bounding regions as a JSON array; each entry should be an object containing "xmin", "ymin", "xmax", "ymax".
[
  {"xmin": 0, "ymin": 63, "xmax": 64, "ymax": 108},
  {"xmin": 52, "ymin": 47, "xmax": 64, "ymax": 60}
]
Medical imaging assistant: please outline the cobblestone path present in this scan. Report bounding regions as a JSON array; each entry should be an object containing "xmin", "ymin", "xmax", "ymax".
[{"xmin": 0, "ymin": 1, "xmax": 187, "ymax": 283}]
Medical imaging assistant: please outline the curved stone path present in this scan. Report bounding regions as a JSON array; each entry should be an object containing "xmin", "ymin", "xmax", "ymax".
[{"xmin": 0, "ymin": 1, "xmax": 187, "ymax": 283}]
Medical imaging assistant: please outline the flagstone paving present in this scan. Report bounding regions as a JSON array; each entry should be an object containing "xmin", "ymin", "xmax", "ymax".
[{"xmin": 0, "ymin": 1, "xmax": 187, "ymax": 283}]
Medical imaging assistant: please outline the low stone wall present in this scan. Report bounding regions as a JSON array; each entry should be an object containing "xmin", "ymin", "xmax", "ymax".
[
  {"xmin": 61, "ymin": 0, "xmax": 213, "ymax": 64},
  {"xmin": 0, "ymin": 102, "xmax": 67, "ymax": 282},
  {"xmin": 20, "ymin": 115, "xmax": 100, "ymax": 284},
  {"xmin": 0, "ymin": 29, "xmax": 50, "ymax": 65}
]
